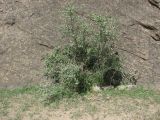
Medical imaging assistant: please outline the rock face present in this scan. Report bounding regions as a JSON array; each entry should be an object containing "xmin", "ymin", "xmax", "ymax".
[{"xmin": 0, "ymin": 0, "xmax": 160, "ymax": 89}]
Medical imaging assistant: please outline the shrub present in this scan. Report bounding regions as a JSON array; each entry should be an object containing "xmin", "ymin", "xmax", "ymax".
[
  {"xmin": 39, "ymin": 84, "xmax": 74, "ymax": 104},
  {"xmin": 60, "ymin": 63, "xmax": 91, "ymax": 93},
  {"xmin": 44, "ymin": 5, "xmax": 133, "ymax": 100},
  {"xmin": 44, "ymin": 47, "xmax": 70, "ymax": 83}
]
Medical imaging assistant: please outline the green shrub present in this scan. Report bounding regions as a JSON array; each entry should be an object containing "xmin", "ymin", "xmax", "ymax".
[
  {"xmin": 44, "ymin": 5, "xmax": 133, "ymax": 101},
  {"xmin": 39, "ymin": 84, "xmax": 74, "ymax": 104},
  {"xmin": 44, "ymin": 47, "xmax": 70, "ymax": 83},
  {"xmin": 60, "ymin": 64, "xmax": 85, "ymax": 93}
]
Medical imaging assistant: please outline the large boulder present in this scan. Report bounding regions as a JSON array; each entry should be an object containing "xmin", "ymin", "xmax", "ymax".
[{"xmin": 0, "ymin": 0, "xmax": 160, "ymax": 89}]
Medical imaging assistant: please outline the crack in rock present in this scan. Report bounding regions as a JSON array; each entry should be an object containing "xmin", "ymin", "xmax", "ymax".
[
  {"xmin": 135, "ymin": 20, "xmax": 158, "ymax": 31},
  {"xmin": 148, "ymin": 0, "xmax": 160, "ymax": 10},
  {"xmin": 5, "ymin": 16, "xmax": 16, "ymax": 26},
  {"xmin": 151, "ymin": 33, "xmax": 160, "ymax": 41}
]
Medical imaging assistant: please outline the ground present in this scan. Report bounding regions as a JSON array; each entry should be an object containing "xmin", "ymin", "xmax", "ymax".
[{"xmin": 1, "ymin": 86, "xmax": 160, "ymax": 120}]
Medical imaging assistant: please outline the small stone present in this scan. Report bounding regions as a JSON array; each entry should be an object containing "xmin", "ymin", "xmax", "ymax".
[
  {"xmin": 102, "ymin": 86, "xmax": 114, "ymax": 90},
  {"xmin": 117, "ymin": 85, "xmax": 137, "ymax": 90},
  {"xmin": 92, "ymin": 85, "xmax": 101, "ymax": 92}
]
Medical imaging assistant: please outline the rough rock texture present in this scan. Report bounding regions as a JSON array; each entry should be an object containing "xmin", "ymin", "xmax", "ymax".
[{"xmin": 0, "ymin": 0, "xmax": 160, "ymax": 88}]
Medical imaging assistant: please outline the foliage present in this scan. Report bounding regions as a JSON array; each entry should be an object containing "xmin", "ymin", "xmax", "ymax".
[
  {"xmin": 44, "ymin": 5, "xmax": 134, "ymax": 102},
  {"xmin": 60, "ymin": 63, "xmax": 93, "ymax": 93},
  {"xmin": 39, "ymin": 84, "xmax": 74, "ymax": 104},
  {"xmin": 44, "ymin": 47, "xmax": 70, "ymax": 83}
]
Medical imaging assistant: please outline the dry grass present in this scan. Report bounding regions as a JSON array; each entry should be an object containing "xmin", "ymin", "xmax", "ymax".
[{"xmin": 0, "ymin": 86, "xmax": 160, "ymax": 120}]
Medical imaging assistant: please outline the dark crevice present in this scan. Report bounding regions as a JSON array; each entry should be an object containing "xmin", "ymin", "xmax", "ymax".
[
  {"xmin": 135, "ymin": 20, "xmax": 158, "ymax": 31},
  {"xmin": 37, "ymin": 42, "xmax": 54, "ymax": 49},
  {"xmin": 151, "ymin": 33, "xmax": 160, "ymax": 41},
  {"xmin": 148, "ymin": 0, "xmax": 160, "ymax": 10}
]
